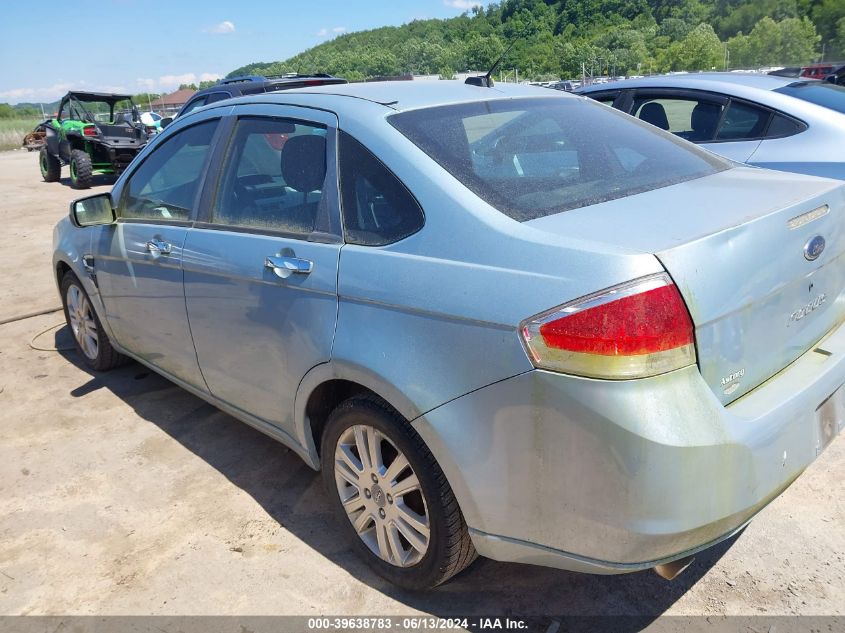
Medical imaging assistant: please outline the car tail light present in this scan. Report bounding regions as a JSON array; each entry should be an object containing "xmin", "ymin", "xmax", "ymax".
[
  {"xmin": 520, "ymin": 274, "xmax": 696, "ymax": 379},
  {"xmin": 83, "ymin": 125, "xmax": 98, "ymax": 137}
]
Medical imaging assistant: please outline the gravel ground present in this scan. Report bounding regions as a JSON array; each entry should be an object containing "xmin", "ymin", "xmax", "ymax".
[{"xmin": 0, "ymin": 148, "xmax": 843, "ymax": 622}]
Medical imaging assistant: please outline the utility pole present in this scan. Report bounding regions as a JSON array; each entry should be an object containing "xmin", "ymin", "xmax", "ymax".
[{"xmin": 724, "ymin": 43, "xmax": 730, "ymax": 71}]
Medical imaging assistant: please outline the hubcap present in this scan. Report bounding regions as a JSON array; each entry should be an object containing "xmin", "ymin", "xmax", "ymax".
[
  {"xmin": 334, "ymin": 424, "xmax": 430, "ymax": 567},
  {"xmin": 66, "ymin": 284, "xmax": 98, "ymax": 360}
]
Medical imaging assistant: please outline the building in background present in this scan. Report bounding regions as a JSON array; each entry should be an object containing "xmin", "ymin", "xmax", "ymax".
[{"xmin": 149, "ymin": 88, "xmax": 197, "ymax": 116}]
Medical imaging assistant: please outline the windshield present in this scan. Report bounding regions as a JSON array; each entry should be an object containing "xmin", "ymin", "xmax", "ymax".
[
  {"xmin": 389, "ymin": 97, "xmax": 729, "ymax": 221},
  {"xmin": 774, "ymin": 81, "xmax": 845, "ymax": 114}
]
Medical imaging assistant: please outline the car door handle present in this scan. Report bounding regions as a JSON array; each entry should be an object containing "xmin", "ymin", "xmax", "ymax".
[
  {"xmin": 146, "ymin": 240, "xmax": 172, "ymax": 256},
  {"xmin": 265, "ymin": 255, "xmax": 313, "ymax": 279}
]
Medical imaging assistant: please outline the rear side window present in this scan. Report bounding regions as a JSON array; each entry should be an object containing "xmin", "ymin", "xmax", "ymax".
[
  {"xmin": 716, "ymin": 101, "xmax": 770, "ymax": 140},
  {"xmin": 389, "ymin": 97, "xmax": 727, "ymax": 222},
  {"xmin": 121, "ymin": 120, "xmax": 217, "ymax": 221},
  {"xmin": 212, "ymin": 117, "xmax": 327, "ymax": 235},
  {"xmin": 632, "ymin": 96, "xmax": 724, "ymax": 142},
  {"xmin": 339, "ymin": 132, "xmax": 424, "ymax": 245},
  {"xmin": 766, "ymin": 113, "xmax": 804, "ymax": 138},
  {"xmin": 205, "ymin": 92, "xmax": 231, "ymax": 105}
]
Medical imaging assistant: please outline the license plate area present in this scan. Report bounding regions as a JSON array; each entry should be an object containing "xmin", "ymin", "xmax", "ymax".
[{"xmin": 816, "ymin": 384, "xmax": 845, "ymax": 455}]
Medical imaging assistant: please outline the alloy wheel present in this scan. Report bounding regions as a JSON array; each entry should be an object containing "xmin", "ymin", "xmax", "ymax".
[
  {"xmin": 334, "ymin": 424, "xmax": 430, "ymax": 567},
  {"xmin": 66, "ymin": 284, "xmax": 99, "ymax": 360}
]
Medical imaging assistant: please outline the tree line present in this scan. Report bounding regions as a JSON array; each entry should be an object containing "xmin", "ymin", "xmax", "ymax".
[{"xmin": 227, "ymin": 0, "xmax": 845, "ymax": 81}]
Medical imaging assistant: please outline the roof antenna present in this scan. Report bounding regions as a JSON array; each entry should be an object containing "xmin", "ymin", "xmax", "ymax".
[{"xmin": 465, "ymin": 38, "xmax": 519, "ymax": 88}]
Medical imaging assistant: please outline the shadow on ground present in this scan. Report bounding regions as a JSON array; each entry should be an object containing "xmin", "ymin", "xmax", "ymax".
[
  {"xmin": 54, "ymin": 326, "xmax": 739, "ymax": 627},
  {"xmin": 53, "ymin": 174, "xmax": 116, "ymax": 190}
]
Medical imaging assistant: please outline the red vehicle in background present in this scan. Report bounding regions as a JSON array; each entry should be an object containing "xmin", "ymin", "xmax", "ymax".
[
  {"xmin": 801, "ymin": 63, "xmax": 845, "ymax": 83},
  {"xmin": 769, "ymin": 63, "xmax": 845, "ymax": 84}
]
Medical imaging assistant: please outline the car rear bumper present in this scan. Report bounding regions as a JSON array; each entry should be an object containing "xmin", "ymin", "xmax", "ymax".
[{"xmin": 412, "ymin": 319, "xmax": 845, "ymax": 572}]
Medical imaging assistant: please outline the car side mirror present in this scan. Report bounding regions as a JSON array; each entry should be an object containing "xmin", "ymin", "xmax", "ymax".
[
  {"xmin": 161, "ymin": 117, "xmax": 173, "ymax": 129},
  {"xmin": 70, "ymin": 193, "xmax": 115, "ymax": 227}
]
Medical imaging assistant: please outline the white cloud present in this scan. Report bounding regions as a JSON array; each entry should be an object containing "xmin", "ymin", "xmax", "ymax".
[
  {"xmin": 317, "ymin": 25, "xmax": 346, "ymax": 38},
  {"xmin": 139, "ymin": 73, "xmax": 223, "ymax": 92},
  {"xmin": 0, "ymin": 72, "xmax": 223, "ymax": 104},
  {"xmin": 443, "ymin": 0, "xmax": 482, "ymax": 9},
  {"xmin": 0, "ymin": 81, "xmax": 102, "ymax": 104},
  {"xmin": 209, "ymin": 20, "xmax": 235, "ymax": 34}
]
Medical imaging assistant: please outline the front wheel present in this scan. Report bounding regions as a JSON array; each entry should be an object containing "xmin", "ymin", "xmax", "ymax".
[
  {"xmin": 69, "ymin": 149, "xmax": 93, "ymax": 189},
  {"xmin": 60, "ymin": 272, "xmax": 125, "ymax": 371},
  {"xmin": 321, "ymin": 395, "xmax": 477, "ymax": 589}
]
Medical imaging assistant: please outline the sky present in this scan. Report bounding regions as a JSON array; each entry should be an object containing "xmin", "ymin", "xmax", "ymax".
[{"xmin": 0, "ymin": 0, "xmax": 483, "ymax": 105}]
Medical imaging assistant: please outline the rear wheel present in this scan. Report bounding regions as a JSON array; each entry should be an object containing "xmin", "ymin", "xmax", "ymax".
[
  {"xmin": 69, "ymin": 149, "xmax": 93, "ymax": 189},
  {"xmin": 39, "ymin": 148, "xmax": 60, "ymax": 182},
  {"xmin": 60, "ymin": 272, "xmax": 125, "ymax": 371},
  {"xmin": 321, "ymin": 395, "xmax": 476, "ymax": 589}
]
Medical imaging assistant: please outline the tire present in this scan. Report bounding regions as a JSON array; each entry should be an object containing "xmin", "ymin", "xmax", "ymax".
[
  {"xmin": 321, "ymin": 395, "xmax": 477, "ymax": 589},
  {"xmin": 69, "ymin": 149, "xmax": 93, "ymax": 189},
  {"xmin": 39, "ymin": 148, "xmax": 60, "ymax": 182},
  {"xmin": 60, "ymin": 271, "xmax": 125, "ymax": 371}
]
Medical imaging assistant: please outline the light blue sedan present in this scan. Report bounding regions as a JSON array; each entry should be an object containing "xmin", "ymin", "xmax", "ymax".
[
  {"xmin": 53, "ymin": 80, "xmax": 845, "ymax": 589},
  {"xmin": 578, "ymin": 72, "xmax": 845, "ymax": 179}
]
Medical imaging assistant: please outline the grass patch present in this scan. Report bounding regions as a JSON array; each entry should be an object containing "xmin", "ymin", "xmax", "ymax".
[{"xmin": 0, "ymin": 117, "xmax": 43, "ymax": 152}]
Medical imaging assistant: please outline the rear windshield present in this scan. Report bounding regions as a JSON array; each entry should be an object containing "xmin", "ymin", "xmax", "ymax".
[
  {"xmin": 389, "ymin": 97, "xmax": 729, "ymax": 221},
  {"xmin": 774, "ymin": 81, "xmax": 845, "ymax": 114}
]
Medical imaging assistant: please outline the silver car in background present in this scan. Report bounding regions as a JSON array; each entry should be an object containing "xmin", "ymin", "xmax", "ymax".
[
  {"xmin": 53, "ymin": 81, "xmax": 845, "ymax": 589},
  {"xmin": 579, "ymin": 73, "xmax": 845, "ymax": 179}
]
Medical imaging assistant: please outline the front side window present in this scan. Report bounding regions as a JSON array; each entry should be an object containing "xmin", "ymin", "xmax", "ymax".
[
  {"xmin": 121, "ymin": 120, "xmax": 218, "ymax": 221},
  {"xmin": 181, "ymin": 97, "xmax": 207, "ymax": 116},
  {"xmin": 339, "ymin": 132, "xmax": 424, "ymax": 246},
  {"xmin": 587, "ymin": 92, "xmax": 619, "ymax": 106},
  {"xmin": 212, "ymin": 117, "xmax": 327, "ymax": 235},
  {"xmin": 390, "ymin": 97, "xmax": 728, "ymax": 221},
  {"xmin": 632, "ymin": 96, "xmax": 725, "ymax": 142}
]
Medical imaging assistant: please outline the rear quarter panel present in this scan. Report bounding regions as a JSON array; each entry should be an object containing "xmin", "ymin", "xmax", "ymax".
[{"xmin": 329, "ymin": 111, "xmax": 663, "ymax": 420}]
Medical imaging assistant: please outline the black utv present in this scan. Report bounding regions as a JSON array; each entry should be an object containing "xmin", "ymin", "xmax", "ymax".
[{"xmin": 39, "ymin": 91, "xmax": 150, "ymax": 189}]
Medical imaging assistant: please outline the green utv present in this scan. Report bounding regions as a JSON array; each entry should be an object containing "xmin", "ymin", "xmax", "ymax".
[{"xmin": 39, "ymin": 91, "xmax": 150, "ymax": 189}]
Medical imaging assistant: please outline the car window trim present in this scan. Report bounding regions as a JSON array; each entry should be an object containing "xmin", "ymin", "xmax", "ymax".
[
  {"xmin": 197, "ymin": 110, "xmax": 342, "ymax": 242},
  {"xmin": 116, "ymin": 116, "xmax": 225, "ymax": 226}
]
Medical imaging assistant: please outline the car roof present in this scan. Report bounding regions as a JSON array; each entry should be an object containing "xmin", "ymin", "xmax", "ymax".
[
  {"xmin": 196, "ymin": 75, "xmax": 347, "ymax": 97},
  {"xmin": 577, "ymin": 72, "xmax": 805, "ymax": 94},
  {"xmin": 275, "ymin": 79, "xmax": 569, "ymax": 111}
]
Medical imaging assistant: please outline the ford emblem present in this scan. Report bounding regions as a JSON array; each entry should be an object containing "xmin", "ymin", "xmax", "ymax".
[{"xmin": 804, "ymin": 235, "xmax": 826, "ymax": 261}]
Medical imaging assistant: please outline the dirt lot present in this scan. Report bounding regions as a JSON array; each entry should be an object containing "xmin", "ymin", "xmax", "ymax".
[{"xmin": 0, "ymin": 148, "xmax": 843, "ymax": 621}]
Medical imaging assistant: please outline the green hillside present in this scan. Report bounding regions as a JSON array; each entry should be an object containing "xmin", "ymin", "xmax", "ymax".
[{"xmin": 228, "ymin": 0, "xmax": 844, "ymax": 81}]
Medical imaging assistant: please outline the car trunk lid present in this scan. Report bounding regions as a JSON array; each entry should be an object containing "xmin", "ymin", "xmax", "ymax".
[{"xmin": 527, "ymin": 166, "xmax": 845, "ymax": 404}]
